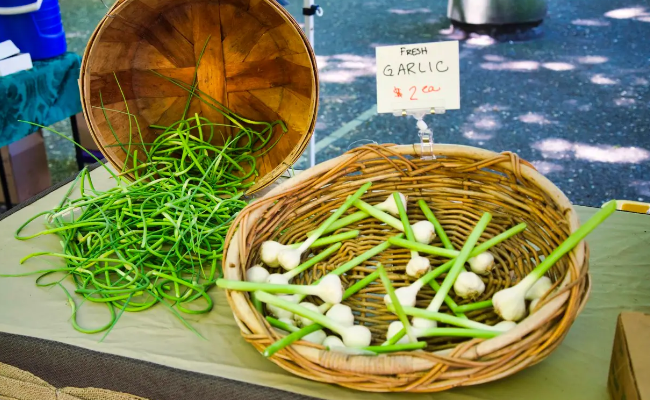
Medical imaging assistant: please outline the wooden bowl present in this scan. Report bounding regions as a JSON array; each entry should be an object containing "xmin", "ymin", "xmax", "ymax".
[
  {"xmin": 222, "ymin": 144, "xmax": 590, "ymax": 392},
  {"xmin": 80, "ymin": 0, "xmax": 318, "ymax": 193}
]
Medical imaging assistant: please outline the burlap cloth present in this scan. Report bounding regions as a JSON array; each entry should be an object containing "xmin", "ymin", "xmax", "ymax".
[{"xmin": 0, "ymin": 361, "xmax": 146, "ymax": 400}]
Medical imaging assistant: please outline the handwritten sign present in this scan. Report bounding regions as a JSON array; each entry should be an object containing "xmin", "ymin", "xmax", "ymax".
[{"xmin": 375, "ymin": 41, "xmax": 460, "ymax": 113}]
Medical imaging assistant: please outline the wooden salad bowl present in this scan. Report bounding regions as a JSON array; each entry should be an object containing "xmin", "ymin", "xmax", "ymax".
[
  {"xmin": 80, "ymin": 0, "xmax": 318, "ymax": 193},
  {"xmin": 222, "ymin": 144, "xmax": 590, "ymax": 392}
]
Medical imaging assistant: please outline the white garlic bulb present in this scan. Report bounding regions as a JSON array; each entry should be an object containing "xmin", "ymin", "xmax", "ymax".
[
  {"xmin": 453, "ymin": 271, "xmax": 486, "ymax": 299},
  {"xmin": 468, "ymin": 252, "xmax": 495, "ymax": 275}
]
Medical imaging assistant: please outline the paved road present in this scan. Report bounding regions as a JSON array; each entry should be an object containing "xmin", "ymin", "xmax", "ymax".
[
  {"xmin": 57, "ymin": 0, "xmax": 650, "ymax": 206},
  {"xmin": 284, "ymin": 0, "xmax": 650, "ymax": 207}
]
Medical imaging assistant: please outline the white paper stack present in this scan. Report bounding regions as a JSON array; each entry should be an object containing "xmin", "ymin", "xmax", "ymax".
[
  {"xmin": 0, "ymin": 40, "xmax": 20, "ymax": 60},
  {"xmin": 0, "ymin": 40, "xmax": 33, "ymax": 77}
]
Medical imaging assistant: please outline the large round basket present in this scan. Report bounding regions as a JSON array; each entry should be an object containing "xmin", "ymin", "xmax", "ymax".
[
  {"xmin": 222, "ymin": 144, "xmax": 590, "ymax": 392},
  {"xmin": 80, "ymin": 0, "xmax": 318, "ymax": 193}
]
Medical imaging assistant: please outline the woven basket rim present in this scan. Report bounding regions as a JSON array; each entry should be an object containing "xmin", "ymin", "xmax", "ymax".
[{"xmin": 222, "ymin": 144, "xmax": 588, "ymax": 389}]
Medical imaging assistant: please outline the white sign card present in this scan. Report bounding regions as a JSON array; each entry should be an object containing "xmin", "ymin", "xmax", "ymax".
[{"xmin": 375, "ymin": 41, "xmax": 460, "ymax": 113}]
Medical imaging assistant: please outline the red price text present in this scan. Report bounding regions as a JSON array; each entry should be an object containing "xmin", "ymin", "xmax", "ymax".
[{"xmin": 393, "ymin": 85, "xmax": 441, "ymax": 100}]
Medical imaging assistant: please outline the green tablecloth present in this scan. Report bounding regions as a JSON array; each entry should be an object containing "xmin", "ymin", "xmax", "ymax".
[
  {"xmin": 0, "ymin": 52, "xmax": 82, "ymax": 148},
  {"xmin": 0, "ymin": 166, "xmax": 648, "ymax": 399}
]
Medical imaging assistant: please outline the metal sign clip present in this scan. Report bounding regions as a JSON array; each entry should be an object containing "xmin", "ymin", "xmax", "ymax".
[{"xmin": 393, "ymin": 107, "xmax": 445, "ymax": 160}]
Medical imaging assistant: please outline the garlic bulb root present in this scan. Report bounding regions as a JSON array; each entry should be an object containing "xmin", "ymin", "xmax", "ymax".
[
  {"xmin": 406, "ymin": 255, "xmax": 430, "ymax": 277},
  {"xmin": 468, "ymin": 252, "xmax": 495, "ymax": 275},
  {"xmin": 453, "ymin": 271, "xmax": 486, "ymax": 299},
  {"xmin": 412, "ymin": 221, "xmax": 436, "ymax": 244}
]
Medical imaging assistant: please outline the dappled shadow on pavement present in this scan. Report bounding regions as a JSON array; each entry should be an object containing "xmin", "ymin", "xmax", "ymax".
[
  {"xmin": 303, "ymin": 0, "xmax": 650, "ymax": 206},
  {"xmin": 55, "ymin": 0, "xmax": 649, "ymax": 206}
]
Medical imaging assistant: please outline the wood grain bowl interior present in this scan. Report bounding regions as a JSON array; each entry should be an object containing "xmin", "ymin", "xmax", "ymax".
[{"xmin": 81, "ymin": 0, "xmax": 318, "ymax": 193}]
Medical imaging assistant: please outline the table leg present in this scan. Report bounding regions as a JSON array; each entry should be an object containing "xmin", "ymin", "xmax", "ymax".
[
  {"xmin": 0, "ymin": 151, "xmax": 12, "ymax": 210},
  {"xmin": 70, "ymin": 115, "xmax": 84, "ymax": 171},
  {"xmin": 309, "ymin": 133, "xmax": 316, "ymax": 167}
]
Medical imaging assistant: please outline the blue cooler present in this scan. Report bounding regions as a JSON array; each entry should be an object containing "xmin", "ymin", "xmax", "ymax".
[{"xmin": 0, "ymin": 0, "xmax": 67, "ymax": 60}]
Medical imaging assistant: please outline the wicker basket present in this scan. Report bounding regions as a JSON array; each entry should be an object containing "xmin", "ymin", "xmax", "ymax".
[
  {"xmin": 222, "ymin": 144, "xmax": 590, "ymax": 392},
  {"xmin": 79, "ymin": 0, "xmax": 318, "ymax": 193}
]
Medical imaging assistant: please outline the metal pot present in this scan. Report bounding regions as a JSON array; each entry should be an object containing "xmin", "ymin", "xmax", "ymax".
[{"xmin": 447, "ymin": 0, "xmax": 547, "ymax": 25}]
